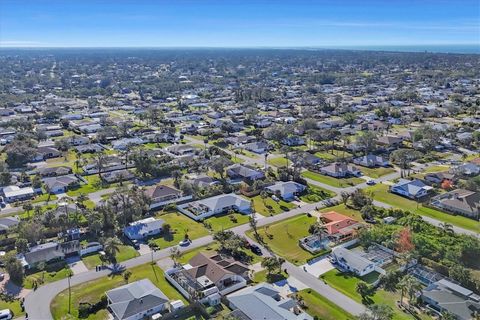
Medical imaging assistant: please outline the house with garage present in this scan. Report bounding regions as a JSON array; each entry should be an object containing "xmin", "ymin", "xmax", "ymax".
[
  {"xmin": 2, "ymin": 185, "xmax": 35, "ymax": 203},
  {"xmin": 353, "ymin": 154, "xmax": 389, "ymax": 168},
  {"xmin": 390, "ymin": 179, "xmax": 433, "ymax": 199},
  {"xmin": 42, "ymin": 174, "xmax": 80, "ymax": 194},
  {"xmin": 106, "ymin": 279, "xmax": 171, "ymax": 320},
  {"xmin": 165, "ymin": 252, "xmax": 249, "ymax": 306},
  {"xmin": 330, "ymin": 247, "xmax": 376, "ymax": 277},
  {"xmin": 124, "ymin": 217, "xmax": 164, "ymax": 241},
  {"xmin": 226, "ymin": 283, "xmax": 313, "ymax": 320},
  {"xmin": 33, "ymin": 146, "xmax": 61, "ymax": 161},
  {"xmin": 18, "ymin": 240, "xmax": 80, "ymax": 269},
  {"xmin": 144, "ymin": 184, "xmax": 192, "ymax": 210},
  {"xmin": 319, "ymin": 162, "xmax": 361, "ymax": 178},
  {"xmin": 264, "ymin": 181, "xmax": 306, "ymax": 201},
  {"xmin": 244, "ymin": 141, "xmax": 271, "ymax": 154},
  {"xmin": 177, "ymin": 193, "xmax": 251, "ymax": 221},
  {"xmin": 227, "ymin": 164, "xmax": 265, "ymax": 182},
  {"xmin": 431, "ymin": 189, "xmax": 480, "ymax": 220},
  {"xmin": 421, "ymin": 279, "xmax": 480, "ymax": 320},
  {"xmin": 37, "ymin": 166, "xmax": 73, "ymax": 177}
]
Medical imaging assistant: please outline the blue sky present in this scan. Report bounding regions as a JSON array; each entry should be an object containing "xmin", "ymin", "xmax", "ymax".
[{"xmin": 1, "ymin": 0, "xmax": 479, "ymax": 47}]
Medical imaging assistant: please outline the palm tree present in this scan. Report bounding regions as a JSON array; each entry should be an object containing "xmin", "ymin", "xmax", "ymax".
[
  {"xmin": 398, "ymin": 275, "xmax": 417, "ymax": 306},
  {"xmin": 169, "ymin": 246, "xmax": 182, "ymax": 267},
  {"xmin": 407, "ymin": 277, "xmax": 422, "ymax": 305},
  {"xmin": 310, "ymin": 220, "xmax": 327, "ymax": 243},
  {"xmin": 22, "ymin": 202, "xmax": 33, "ymax": 219},
  {"xmin": 103, "ymin": 237, "xmax": 121, "ymax": 263},
  {"xmin": 356, "ymin": 281, "xmax": 371, "ymax": 302},
  {"xmin": 439, "ymin": 222, "xmax": 454, "ymax": 235}
]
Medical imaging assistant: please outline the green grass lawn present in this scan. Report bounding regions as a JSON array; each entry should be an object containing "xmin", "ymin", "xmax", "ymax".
[
  {"xmin": 24, "ymin": 262, "xmax": 71, "ymax": 289},
  {"xmin": 50, "ymin": 263, "xmax": 186, "ymax": 320},
  {"xmin": 302, "ymin": 171, "xmax": 364, "ymax": 188},
  {"xmin": 246, "ymin": 214, "xmax": 320, "ymax": 265},
  {"xmin": 267, "ymin": 156, "xmax": 289, "ymax": 168},
  {"xmin": 178, "ymin": 242, "xmax": 262, "ymax": 266},
  {"xmin": 358, "ymin": 166, "xmax": 396, "ymax": 179},
  {"xmin": 66, "ymin": 175, "xmax": 104, "ymax": 197},
  {"xmin": 321, "ymin": 270, "xmax": 411, "ymax": 320},
  {"xmin": 250, "ymin": 194, "xmax": 296, "ymax": 216},
  {"xmin": 252, "ymin": 269, "xmax": 288, "ymax": 283},
  {"xmin": 31, "ymin": 193, "xmax": 58, "ymax": 204},
  {"xmin": 297, "ymin": 289, "xmax": 354, "ymax": 320},
  {"xmin": 424, "ymin": 165, "xmax": 450, "ymax": 173},
  {"xmin": 204, "ymin": 212, "xmax": 251, "ymax": 232},
  {"xmin": 367, "ymin": 184, "xmax": 480, "ymax": 233},
  {"xmin": 0, "ymin": 299, "xmax": 24, "ymax": 317},
  {"xmin": 300, "ymin": 185, "xmax": 336, "ymax": 203},
  {"xmin": 320, "ymin": 203, "xmax": 364, "ymax": 221},
  {"xmin": 315, "ymin": 150, "xmax": 353, "ymax": 160},
  {"xmin": 152, "ymin": 212, "xmax": 209, "ymax": 249},
  {"xmin": 82, "ymin": 245, "xmax": 139, "ymax": 270}
]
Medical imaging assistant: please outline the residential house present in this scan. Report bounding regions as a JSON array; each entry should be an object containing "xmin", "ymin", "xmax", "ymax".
[
  {"xmin": 281, "ymin": 136, "xmax": 305, "ymax": 146},
  {"xmin": 431, "ymin": 189, "xmax": 480, "ymax": 220},
  {"xmin": 330, "ymin": 247, "xmax": 376, "ymax": 277},
  {"xmin": 42, "ymin": 175, "xmax": 80, "ymax": 194},
  {"xmin": 425, "ymin": 172, "xmax": 456, "ymax": 186},
  {"xmin": 244, "ymin": 141, "xmax": 270, "ymax": 154},
  {"xmin": 124, "ymin": 217, "xmax": 164, "ymax": 241},
  {"xmin": 321, "ymin": 211, "xmax": 363, "ymax": 242},
  {"xmin": 421, "ymin": 279, "xmax": 480, "ymax": 320},
  {"xmin": 0, "ymin": 216, "xmax": 20, "ymax": 234},
  {"xmin": 165, "ymin": 252, "xmax": 249, "ymax": 306},
  {"xmin": 101, "ymin": 169, "xmax": 135, "ymax": 183},
  {"xmin": 452, "ymin": 163, "xmax": 480, "ymax": 177},
  {"xmin": 18, "ymin": 240, "xmax": 80, "ymax": 269},
  {"xmin": 226, "ymin": 283, "xmax": 313, "ymax": 320},
  {"xmin": 37, "ymin": 166, "xmax": 73, "ymax": 177},
  {"xmin": 353, "ymin": 154, "xmax": 389, "ymax": 168},
  {"xmin": 227, "ymin": 164, "xmax": 265, "ymax": 181},
  {"xmin": 144, "ymin": 185, "xmax": 192, "ymax": 210},
  {"xmin": 167, "ymin": 144, "xmax": 199, "ymax": 156},
  {"xmin": 186, "ymin": 175, "xmax": 220, "ymax": 188},
  {"xmin": 319, "ymin": 162, "xmax": 361, "ymax": 178},
  {"xmin": 377, "ymin": 135, "xmax": 403, "ymax": 150},
  {"xmin": 75, "ymin": 143, "xmax": 104, "ymax": 154},
  {"xmin": 390, "ymin": 179, "xmax": 433, "ymax": 199},
  {"xmin": 2, "ymin": 185, "xmax": 35, "ymax": 203},
  {"xmin": 264, "ymin": 181, "xmax": 306, "ymax": 201},
  {"xmin": 106, "ymin": 279, "xmax": 170, "ymax": 320},
  {"xmin": 177, "ymin": 194, "xmax": 251, "ymax": 221},
  {"xmin": 33, "ymin": 146, "xmax": 61, "ymax": 161}
]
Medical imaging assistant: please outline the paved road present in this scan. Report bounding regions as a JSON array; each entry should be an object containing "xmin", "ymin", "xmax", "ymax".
[{"xmin": 23, "ymin": 157, "xmax": 479, "ymax": 318}]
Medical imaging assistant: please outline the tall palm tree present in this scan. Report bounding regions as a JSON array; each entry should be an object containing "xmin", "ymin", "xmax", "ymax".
[
  {"xmin": 398, "ymin": 275, "xmax": 417, "ymax": 306},
  {"xmin": 103, "ymin": 237, "xmax": 121, "ymax": 263}
]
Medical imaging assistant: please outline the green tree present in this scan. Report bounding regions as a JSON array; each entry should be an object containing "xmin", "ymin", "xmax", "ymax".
[
  {"xmin": 5, "ymin": 253, "xmax": 24, "ymax": 284},
  {"xmin": 123, "ymin": 270, "xmax": 132, "ymax": 283}
]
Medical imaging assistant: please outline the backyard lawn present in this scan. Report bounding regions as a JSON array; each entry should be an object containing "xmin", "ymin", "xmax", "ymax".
[
  {"xmin": 302, "ymin": 170, "xmax": 364, "ymax": 188},
  {"xmin": 82, "ymin": 245, "xmax": 139, "ymax": 270},
  {"xmin": 50, "ymin": 263, "xmax": 186, "ymax": 320},
  {"xmin": 300, "ymin": 184, "xmax": 336, "ymax": 203},
  {"xmin": 358, "ymin": 166, "xmax": 396, "ymax": 179},
  {"xmin": 178, "ymin": 242, "xmax": 262, "ymax": 266},
  {"xmin": 152, "ymin": 212, "xmax": 209, "ymax": 249},
  {"xmin": 267, "ymin": 156, "xmax": 288, "ymax": 168},
  {"xmin": 320, "ymin": 203, "xmax": 364, "ymax": 221},
  {"xmin": 24, "ymin": 261, "xmax": 72, "ymax": 289},
  {"xmin": 321, "ymin": 269, "xmax": 411, "ymax": 320},
  {"xmin": 204, "ymin": 212, "xmax": 251, "ymax": 232},
  {"xmin": 367, "ymin": 183, "xmax": 480, "ymax": 232},
  {"xmin": 315, "ymin": 150, "xmax": 353, "ymax": 160},
  {"xmin": 246, "ymin": 214, "xmax": 320, "ymax": 265},
  {"xmin": 297, "ymin": 289, "xmax": 354, "ymax": 320},
  {"xmin": 250, "ymin": 194, "xmax": 296, "ymax": 216}
]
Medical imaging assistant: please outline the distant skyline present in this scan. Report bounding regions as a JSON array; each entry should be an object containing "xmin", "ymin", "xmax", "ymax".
[{"xmin": 1, "ymin": 0, "xmax": 479, "ymax": 48}]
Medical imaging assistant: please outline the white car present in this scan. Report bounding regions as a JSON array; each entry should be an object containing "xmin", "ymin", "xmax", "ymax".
[
  {"xmin": 179, "ymin": 239, "xmax": 191, "ymax": 246},
  {"xmin": 271, "ymin": 195, "xmax": 280, "ymax": 202},
  {"xmin": 0, "ymin": 309, "xmax": 12, "ymax": 320}
]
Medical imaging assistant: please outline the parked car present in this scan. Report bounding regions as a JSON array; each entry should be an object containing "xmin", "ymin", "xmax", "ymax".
[
  {"xmin": 366, "ymin": 180, "xmax": 376, "ymax": 185},
  {"xmin": 0, "ymin": 309, "xmax": 13, "ymax": 320},
  {"xmin": 250, "ymin": 244, "xmax": 262, "ymax": 255},
  {"xmin": 271, "ymin": 195, "xmax": 280, "ymax": 202},
  {"xmin": 179, "ymin": 239, "xmax": 191, "ymax": 246}
]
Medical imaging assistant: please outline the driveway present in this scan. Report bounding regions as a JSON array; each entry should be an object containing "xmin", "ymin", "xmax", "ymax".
[
  {"xmin": 272, "ymin": 276, "xmax": 308, "ymax": 297},
  {"xmin": 66, "ymin": 256, "xmax": 88, "ymax": 275},
  {"xmin": 302, "ymin": 257, "xmax": 335, "ymax": 277}
]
